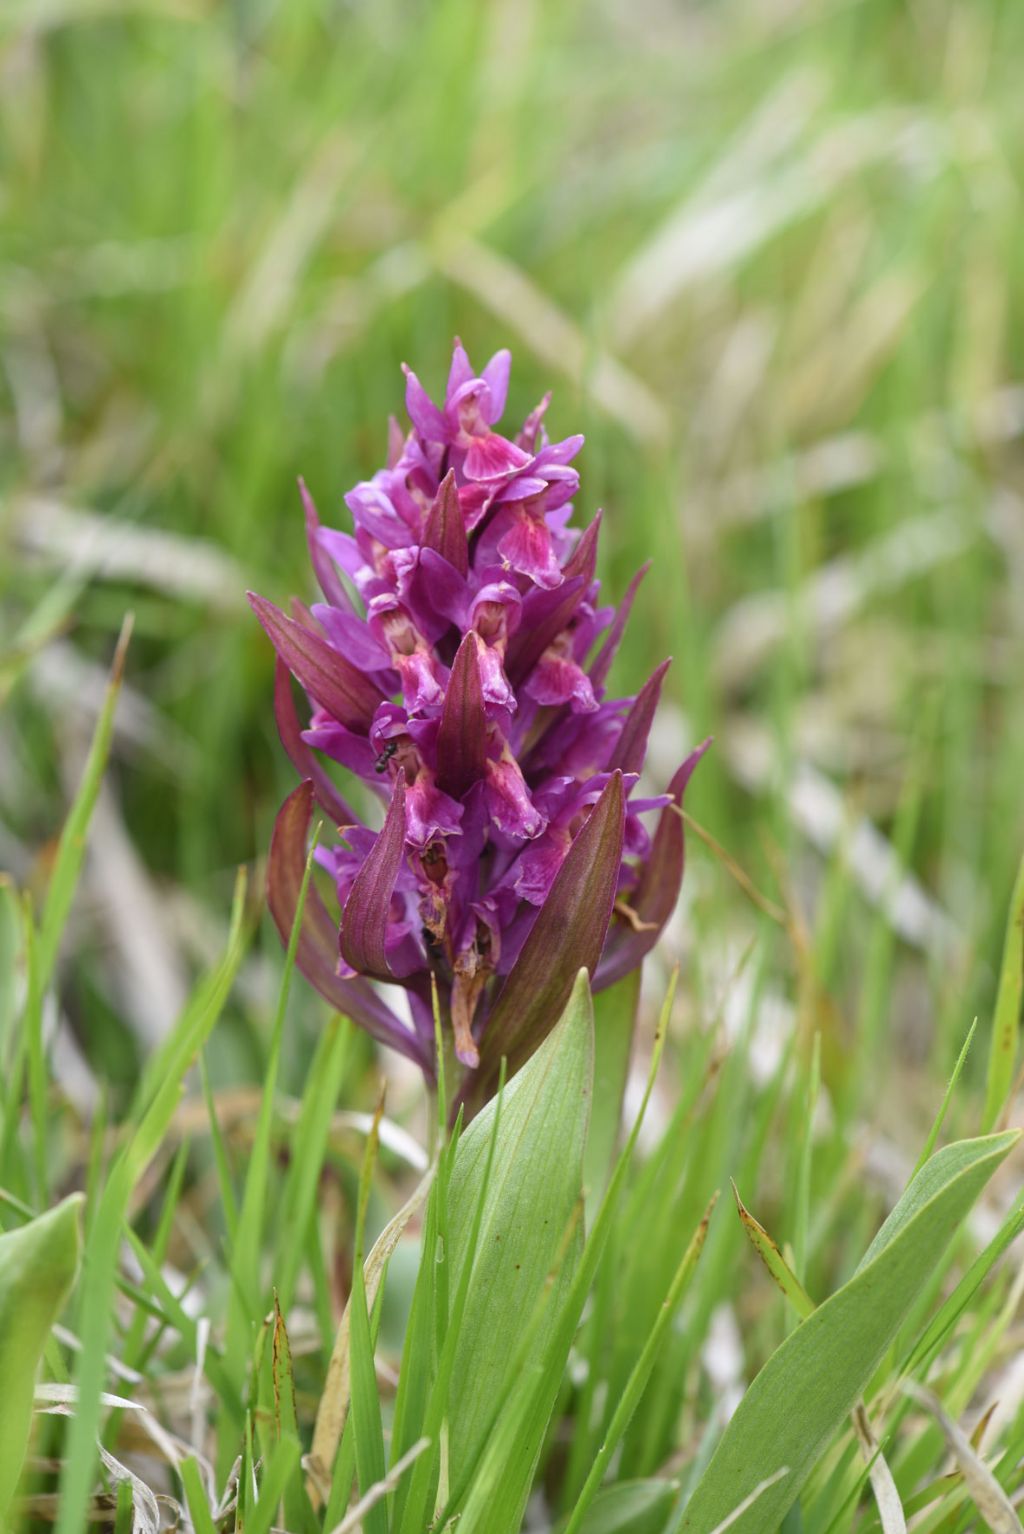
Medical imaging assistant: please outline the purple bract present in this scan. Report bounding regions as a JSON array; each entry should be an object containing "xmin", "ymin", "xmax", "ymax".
[{"xmin": 252, "ymin": 342, "xmax": 708, "ymax": 1092}]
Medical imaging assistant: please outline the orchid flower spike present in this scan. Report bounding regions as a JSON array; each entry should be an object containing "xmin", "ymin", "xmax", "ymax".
[{"xmin": 251, "ymin": 340, "xmax": 709, "ymax": 1094}]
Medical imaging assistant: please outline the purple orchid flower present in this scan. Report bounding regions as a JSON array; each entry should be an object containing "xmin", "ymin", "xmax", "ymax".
[{"xmin": 251, "ymin": 341, "xmax": 709, "ymax": 1094}]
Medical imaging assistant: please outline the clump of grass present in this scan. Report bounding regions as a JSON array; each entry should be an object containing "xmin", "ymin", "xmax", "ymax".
[{"xmin": 1, "ymin": 625, "xmax": 1023, "ymax": 1532}]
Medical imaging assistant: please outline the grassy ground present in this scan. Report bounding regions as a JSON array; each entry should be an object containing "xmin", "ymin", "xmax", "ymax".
[{"xmin": 2, "ymin": 0, "xmax": 1024, "ymax": 1528}]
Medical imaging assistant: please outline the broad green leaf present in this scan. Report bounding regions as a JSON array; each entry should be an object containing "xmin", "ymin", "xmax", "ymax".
[
  {"xmin": 678, "ymin": 1131, "xmax": 1019, "ymax": 1533},
  {"xmin": 448, "ymin": 973, "xmax": 671, "ymax": 1534},
  {"xmin": 446, "ymin": 968, "xmax": 594, "ymax": 1477},
  {"xmin": 0, "ymin": 1194, "xmax": 83, "ymax": 1522},
  {"xmin": 395, "ymin": 1075, "xmax": 504, "ymax": 1534}
]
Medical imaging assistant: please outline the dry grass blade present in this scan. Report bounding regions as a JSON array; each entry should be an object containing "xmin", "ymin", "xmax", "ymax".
[
  {"xmin": 679, "ymin": 811, "xmax": 787, "ymax": 926},
  {"xmin": 852, "ymin": 1403, "xmax": 907, "ymax": 1534},
  {"xmin": 96, "ymin": 1445, "xmax": 162, "ymax": 1534},
  {"xmin": 326, "ymin": 1436, "xmax": 430, "ymax": 1534},
  {"xmin": 905, "ymin": 1383, "xmax": 1023, "ymax": 1533}
]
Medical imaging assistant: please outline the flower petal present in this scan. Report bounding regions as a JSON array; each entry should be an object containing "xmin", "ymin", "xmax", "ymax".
[
  {"xmin": 595, "ymin": 739, "xmax": 711, "ymax": 991},
  {"xmin": 311, "ymin": 604, "xmax": 393, "ymax": 672},
  {"xmin": 504, "ymin": 514, "xmax": 601, "ymax": 683},
  {"xmin": 437, "ymin": 633, "xmax": 488, "ymax": 800},
  {"xmin": 481, "ymin": 348, "xmax": 512, "ymax": 422},
  {"xmin": 447, "ymin": 339, "xmax": 475, "ymax": 400},
  {"xmin": 484, "ymin": 750, "xmax": 546, "ymax": 840},
  {"xmin": 402, "ymin": 363, "xmax": 447, "ymax": 440},
  {"xmin": 249, "ymin": 592, "xmax": 382, "ymax": 731},
  {"xmin": 523, "ymin": 647, "xmax": 598, "ymax": 713},
  {"xmin": 267, "ymin": 782, "xmax": 431, "ymax": 1070},
  {"xmin": 471, "ymin": 770, "xmax": 626, "ymax": 1090},
  {"xmin": 495, "ymin": 505, "xmax": 563, "ymax": 589},
  {"xmin": 461, "ymin": 431, "xmax": 532, "ymax": 482}
]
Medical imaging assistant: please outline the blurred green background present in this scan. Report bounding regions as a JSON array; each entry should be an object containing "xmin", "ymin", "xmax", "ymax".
[{"xmin": 2, "ymin": 0, "xmax": 1023, "ymax": 1124}]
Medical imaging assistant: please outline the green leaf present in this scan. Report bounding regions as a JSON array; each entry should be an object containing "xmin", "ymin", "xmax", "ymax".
[
  {"xmin": 449, "ymin": 971, "xmax": 672, "ymax": 1534},
  {"xmin": 677, "ymin": 1131, "xmax": 1020, "ymax": 1533},
  {"xmin": 0, "ymin": 1194, "xmax": 83, "ymax": 1522},
  {"xmin": 446, "ymin": 967, "xmax": 594, "ymax": 1477}
]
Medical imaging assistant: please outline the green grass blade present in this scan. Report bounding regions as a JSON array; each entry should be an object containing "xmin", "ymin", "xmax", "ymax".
[
  {"xmin": 224, "ymin": 828, "xmax": 320, "ymax": 1394},
  {"xmin": 55, "ymin": 873, "xmax": 249, "ymax": 1534},
  {"xmin": 199, "ymin": 1050, "xmax": 239, "ymax": 1246},
  {"xmin": 983, "ymin": 848, "xmax": 1024, "ymax": 1131},
  {"xmin": 0, "ymin": 1194, "xmax": 83, "ymax": 1524},
  {"xmin": 792, "ymin": 1032, "xmax": 820, "ymax": 1284},
  {"xmin": 676, "ymin": 1132, "xmax": 1020, "ymax": 1532},
  {"xmin": 179, "ymin": 1457, "xmax": 218, "ymax": 1534},
  {"xmin": 346, "ymin": 1099, "xmax": 388, "ymax": 1534},
  {"xmin": 274, "ymin": 1015, "xmax": 351, "ymax": 1312},
  {"xmin": 22, "ymin": 894, "xmax": 48, "ymax": 1205},
  {"xmin": 912, "ymin": 1019, "xmax": 977, "ymax": 1179},
  {"xmin": 563, "ymin": 1196, "xmax": 717, "ymax": 1534},
  {"xmin": 398, "ymin": 1064, "xmax": 508, "ymax": 1534},
  {"xmin": 37, "ymin": 615, "xmax": 133, "ymax": 991},
  {"xmin": 733, "ymin": 1181, "xmax": 815, "ymax": 1319},
  {"xmin": 349, "ymin": 1257, "xmax": 388, "ymax": 1534},
  {"xmin": 245, "ymin": 1434, "xmax": 302, "ymax": 1534}
]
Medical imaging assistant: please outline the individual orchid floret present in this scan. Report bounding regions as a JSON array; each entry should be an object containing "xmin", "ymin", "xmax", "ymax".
[{"xmin": 252, "ymin": 341, "xmax": 708, "ymax": 1095}]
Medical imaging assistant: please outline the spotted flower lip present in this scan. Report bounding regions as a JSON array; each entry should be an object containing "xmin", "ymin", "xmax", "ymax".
[{"xmin": 253, "ymin": 340, "xmax": 709, "ymax": 1091}]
